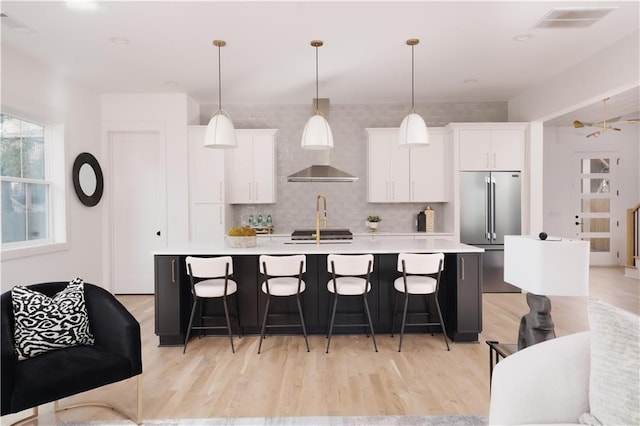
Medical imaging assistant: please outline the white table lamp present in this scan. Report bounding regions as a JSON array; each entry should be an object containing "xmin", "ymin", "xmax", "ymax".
[{"xmin": 505, "ymin": 234, "xmax": 590, "ymax": 350}]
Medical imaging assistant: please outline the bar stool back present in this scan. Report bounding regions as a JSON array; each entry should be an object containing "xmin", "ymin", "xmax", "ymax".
[
  {"xmin": 326, "ymin": 253, "xmax": 377, "ymax": 353},
  {"xmin": 258, "ymin": 254, "xmax": 310, "ymax": 354},
  {"xmin": 392, "ymin": 252, "xmax": 449, "ymax": 351},
  {"xmin": 184, "ymin": 256, "xmax": 241, "ymax": 354}
]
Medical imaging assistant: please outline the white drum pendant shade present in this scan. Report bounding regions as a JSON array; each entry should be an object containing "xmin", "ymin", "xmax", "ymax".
[
  {"xmin": 301, "ymin": 114, "xmax": 334, "ymax": 150},
  {"xmin": 398, "ymin": 112, "xmax": 429, "ymax": 147},
  {"xmin": 204, "ymin": 110, "xmax": 236, "ymax": 148}
]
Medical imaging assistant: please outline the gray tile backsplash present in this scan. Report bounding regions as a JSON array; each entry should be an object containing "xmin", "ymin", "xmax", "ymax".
[{"xmin": 200, "ymin": 101, "xmax": 506, "ymax": 233}]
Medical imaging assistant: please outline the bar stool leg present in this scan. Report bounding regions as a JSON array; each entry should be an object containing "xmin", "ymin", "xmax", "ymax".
[
  {"xmin": 183, "ymin": 298, "xmax": 199, "ymax": 354},
  {"xmin": 434, "ymin": 295, "xmax": 450, "ymax": 351},
  {"xmin": 398, "ymin": 292, "xmax": 410, "ymax": 352},
  {"xmin": 296, "ymin": 294, "xmax": 310, "ymax": 352},
  {"xmin": 326, "ymin": 293, "xmax": 340, "ymax": 353},
  {"xmin": 363, "ymin": 294, "xmax": 378, "ymax": 352},
  {"xmin": 258, "ymin": 296, "xmax": 271, "ymax": 354},
  {"xmin": 222, "ymin": 295, "xmax": 235, "ymax": 353}
]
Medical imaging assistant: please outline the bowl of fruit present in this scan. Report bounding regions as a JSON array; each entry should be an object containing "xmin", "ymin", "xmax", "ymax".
[{"xmin": 226, "ymin": 226, "xmax": 257, "ymax": 248}]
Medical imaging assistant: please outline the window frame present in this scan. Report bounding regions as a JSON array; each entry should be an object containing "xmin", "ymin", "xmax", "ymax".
[{"xmin": 1, "ymin": 111, "xmax": 68, "ymax": 259}]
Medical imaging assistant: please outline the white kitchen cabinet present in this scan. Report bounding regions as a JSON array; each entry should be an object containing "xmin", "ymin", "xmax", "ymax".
[
  {"xmin": 457, "ymin": 126, "xmax": 526, "ymax": 171},
  {"xmin": 226, "ymin": 129, "xmax": 277, "ymax": 204},
  {"xmin": 367, "ymin": 127, "xmax": 448, "ymax": 203},
  {"xmin": 187, "ymin": 126, "xmax": 225, "ymax": 203},
  {"xmin": 367, "ymin": 128, "xmax": 409, "ymax": 202},
  {"xmin": 190, "ymin": 203, "xmax": 229, "ymax": 244},
  {"xmin": 410, "ymin": 128, "xmax": 449, "ymax": 202}
]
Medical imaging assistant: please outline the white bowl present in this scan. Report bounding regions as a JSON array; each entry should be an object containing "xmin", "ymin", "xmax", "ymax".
[{"xmin": 225, "ymin": 236, "xmax": 257, "ymax": 248}]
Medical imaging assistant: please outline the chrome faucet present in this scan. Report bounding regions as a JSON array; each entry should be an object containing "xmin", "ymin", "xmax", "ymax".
[{"xmin": 313, "ymin": 194, "xmax": 328, "ymax": 244}]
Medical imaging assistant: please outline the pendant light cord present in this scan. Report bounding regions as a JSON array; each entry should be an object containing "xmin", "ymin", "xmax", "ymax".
[
  {"xmin": 218, "ymin": 44, "xmax": 222, "ymax": 111},
  {"xmin": 315, "ymin": 44, "xmax": 319, "ymax": 113},
  {"xmin": 411, "ymin": 43, "xmax": 415, "ymax": 111}
]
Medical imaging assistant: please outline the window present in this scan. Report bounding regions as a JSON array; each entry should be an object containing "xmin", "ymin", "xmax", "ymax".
[{"xmin": 1, "ymin": 114, "xmax": 51, "ymax": 245}]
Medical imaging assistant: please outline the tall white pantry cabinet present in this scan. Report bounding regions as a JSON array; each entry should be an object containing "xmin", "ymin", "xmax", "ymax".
[{"xmin": 187, "ymin": 127, "xmax": 277, "ymax": 243}]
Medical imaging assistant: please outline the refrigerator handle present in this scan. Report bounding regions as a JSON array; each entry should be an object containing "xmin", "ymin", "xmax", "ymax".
[
  {"xmin": 491, "ymin": 177, "xmax": 497, "ymax": 240},
  {"xmin": 485, "ymin": 176, "xmax": 491, "ymax": 240}
]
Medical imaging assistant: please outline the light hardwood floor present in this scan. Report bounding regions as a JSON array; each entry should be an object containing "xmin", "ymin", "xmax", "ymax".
[{"xmin": 6, "ymin": 267, "xmax": 639, "ymax": 424}]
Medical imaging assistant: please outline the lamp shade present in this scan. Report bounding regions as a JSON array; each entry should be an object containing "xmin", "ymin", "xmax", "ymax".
[
  {"xmin": 301, "ymin": 114, "xmax": 334, "ymax": 150},
  {"xmin": 504, "ymin": 235, "xmax": 590, "ymax": 296},
  {"xmin": 204, "ymin": 110, "xmax": 236, "ymax": 148},
  {"xmin": 398, "ymin": 112, "xmax": 429, "ymax": 147}
]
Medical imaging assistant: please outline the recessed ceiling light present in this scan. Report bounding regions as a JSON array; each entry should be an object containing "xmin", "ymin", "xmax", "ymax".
[
  {"xmin": 513, "ymin": 34, "xmax": 534, "ymax": 42},
  {"xmin": 165, "ymin": 81, "xmax": 180, "ymax": 88},
  {"xmin": 464, "ymin": 79, "xmax": 478, "ymax": 84},
  {"xmin": 109, "ymin": 37, "xmax": 130, "ymax": 45}
]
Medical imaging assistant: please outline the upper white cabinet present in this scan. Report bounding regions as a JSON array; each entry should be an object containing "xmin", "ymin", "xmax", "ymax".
[
  {"xmin": 367, "ymin": 127, "xmax": 448, "ymax": 203},
  {"xmin": 367, "ymin": 128, "xmax": 409, "ymax": 202},
  {"xmin": 410, "ymin": 128, "xmax": 448, "ymax": 202},
  {"xmin": 455, "ymin": 124, "xmax": 526, "ymax": 171},
  {"xmin": 226, "ymin": 129, "xmax": 277, "ymax": 204},
  {"xmin": 187, "ymin": 126, "xmax": 225, "ymax": 203}
]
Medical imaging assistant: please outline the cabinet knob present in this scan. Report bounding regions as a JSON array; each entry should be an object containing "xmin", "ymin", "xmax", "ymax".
[{"xmin": 156, "ymin": 231, "xmax": 161, "ymax": 236}]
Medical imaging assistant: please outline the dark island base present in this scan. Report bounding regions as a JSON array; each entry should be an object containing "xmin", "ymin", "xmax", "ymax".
[{"xmin": 155, "ymin": 253, "xmax": 483, "ymax": 347}]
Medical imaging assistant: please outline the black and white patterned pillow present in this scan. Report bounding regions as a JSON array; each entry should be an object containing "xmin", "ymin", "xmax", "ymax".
[{"xmin": 12, "ymin": 278, "xmax": 95, "ymax": 360}]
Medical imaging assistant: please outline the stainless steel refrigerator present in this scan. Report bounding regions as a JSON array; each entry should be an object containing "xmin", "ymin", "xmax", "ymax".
[{"xmin": 460, "ymin": 171, "xmax": 522, "ymax": 292}]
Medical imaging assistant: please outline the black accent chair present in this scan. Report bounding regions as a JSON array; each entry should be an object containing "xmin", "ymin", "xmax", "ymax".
[{"xmin": 1, "ymin": 282, "xmax": 142, "ymax": 425}]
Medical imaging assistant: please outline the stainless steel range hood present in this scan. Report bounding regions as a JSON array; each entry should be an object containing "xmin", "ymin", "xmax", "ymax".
[
  {"xmin": 287, "ymin": 165, "xmax": 358, "ymax": 182},
  {"xmin": 287, "ymin": 98, "xmax": 358, "ymax": 183}
]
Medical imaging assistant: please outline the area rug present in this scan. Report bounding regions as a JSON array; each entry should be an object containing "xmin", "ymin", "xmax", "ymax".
[{"xmin": 61, "ymin": 415, "xmax": 488, "ymax": 425}]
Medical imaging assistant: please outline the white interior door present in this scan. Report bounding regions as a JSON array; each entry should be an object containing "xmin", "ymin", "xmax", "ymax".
[
  {"xmin": 573, "ymin": 152, "xmax": 617, "ymax": 265},
  {"xmin": 110, "ymin": 131, "xmax": 165, "ymax": 294}
]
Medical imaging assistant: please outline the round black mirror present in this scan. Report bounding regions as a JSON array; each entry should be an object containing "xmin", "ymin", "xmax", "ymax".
[{"xmin": 72, "ymin": 152, "xmax": 104, "ymax": 207}]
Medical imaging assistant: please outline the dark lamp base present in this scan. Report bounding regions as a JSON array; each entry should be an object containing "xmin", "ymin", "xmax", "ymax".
[{"xmin": 518, "ymin": 293, "xmax": 556, "ymax": 350}]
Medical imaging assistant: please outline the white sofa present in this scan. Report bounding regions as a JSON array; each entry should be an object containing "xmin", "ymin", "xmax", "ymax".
[
  {"xmin": 489, "ymin": 299, "xmax": 639, "ymax": 426},
  {"xmin": 489, "ymin": 331, "xmax": 591, "ymax": 425}
]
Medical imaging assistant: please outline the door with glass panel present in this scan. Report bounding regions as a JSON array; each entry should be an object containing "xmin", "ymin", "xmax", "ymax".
[{"xmin": 574, "ymin": 153, "xmax": 617, "ymax": 265}]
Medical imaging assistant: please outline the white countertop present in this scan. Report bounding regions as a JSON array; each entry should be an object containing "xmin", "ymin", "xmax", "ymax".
[{"xmin": 153, "ymin": 238, "xmax": 483, "ymax": 256}]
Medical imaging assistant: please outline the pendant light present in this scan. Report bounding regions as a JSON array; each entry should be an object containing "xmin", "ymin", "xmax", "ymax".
[
  {"xmin": 301, "ymin": 40, "xmax": 333, "ymax": 150},
  {"xmin": 204, "ymin": 40, "xmax": 236, "ymax": 148},
  {"xmin": 398, "ymin": 38, "xmax": 429, "ymax": 147}
]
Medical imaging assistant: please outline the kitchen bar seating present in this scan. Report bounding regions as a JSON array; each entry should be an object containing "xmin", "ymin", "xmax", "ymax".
[
  {"xmin": 258, "ymin": 254, "xmax": 310, "ymax": 354},
  {"xmin": 184, "ymin": 256, "xmax": 241, "ymax": 354},
  {"xmin": 391, "ymin": 252, "xmax": 450, "ymax": 351},
  {"xmin": 326, "ymin": 254, "xmax": 378, "ymax": 353}
]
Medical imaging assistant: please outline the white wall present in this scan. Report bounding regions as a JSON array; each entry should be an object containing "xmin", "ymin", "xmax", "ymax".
[{"xmin": 1, "ymin": 47, "xmax": 103, "ymax": 292}]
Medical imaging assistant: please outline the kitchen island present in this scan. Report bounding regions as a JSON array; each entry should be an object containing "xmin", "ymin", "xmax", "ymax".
[{"xmin": 154, "ymin": 238, "xmax": 483, "ymax": 346}]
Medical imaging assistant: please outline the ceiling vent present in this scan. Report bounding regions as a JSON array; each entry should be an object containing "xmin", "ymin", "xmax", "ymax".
[{"xmin": 533, "ymin": 7, "xmax": 617, "ymax": 29}]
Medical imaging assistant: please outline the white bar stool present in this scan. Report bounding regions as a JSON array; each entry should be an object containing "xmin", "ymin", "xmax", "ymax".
[
  {"xmin": 184, "ymin": 256, "xmax": 241, "ymax": 354},
  {"xmin": 326, "ymin": 253, "xmax": 378, "ymax": 353},
  {"xmin": 258, "ymin": 254, "xmax": 310, "ymax": 354},
  {"xmin": 391, "ymin": 252, "xmax": 450, "ymax": 351}
]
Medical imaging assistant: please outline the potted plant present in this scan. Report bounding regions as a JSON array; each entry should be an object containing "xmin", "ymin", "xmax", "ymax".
[
  {"xmin": 366, "ymin": 215, "xmax": 381, "ymax": 231},
  {"xmin": 226, "ymin": 226, "xmax": 257, "ymax": 248}
]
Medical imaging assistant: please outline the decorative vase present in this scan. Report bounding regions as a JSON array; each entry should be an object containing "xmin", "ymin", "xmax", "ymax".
[
  {"xmin": 366, "ymin": 221, "xmax": 379, "ymax": 231},
  {"xmin": 425, "ymin": 206, "xmax": 435, "ymax": 232}
]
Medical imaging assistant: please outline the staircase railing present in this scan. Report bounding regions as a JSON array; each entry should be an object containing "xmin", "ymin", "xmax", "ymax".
[{"xmin": 627, "ymin": 203, "xmax": 640, "ymax": 269}]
